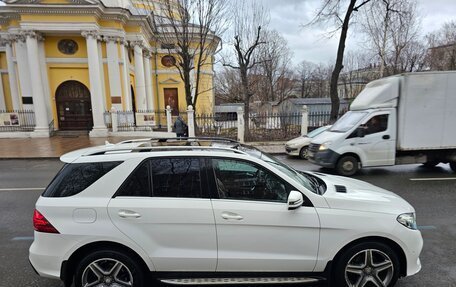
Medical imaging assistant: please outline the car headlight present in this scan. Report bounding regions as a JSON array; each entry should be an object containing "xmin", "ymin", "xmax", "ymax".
[
  {"xmin": 397, "ymin": 213, "xmax": 417, "ymax": 230},
  {"xmin": 319, "ymin": 141, "xmax": 332, "ymax": 151}
]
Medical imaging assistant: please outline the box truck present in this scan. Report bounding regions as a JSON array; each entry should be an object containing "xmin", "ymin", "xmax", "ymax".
[{"xmin": 308, "ymin": 71, "xmax": 456, "ymax": 176}]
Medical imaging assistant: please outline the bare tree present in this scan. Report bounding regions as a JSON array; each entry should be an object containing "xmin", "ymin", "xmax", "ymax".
[
  {"xmin": 360, "ymin": 0, "xmax": 421, "ymax": 76},
  {"xmin": 214, "ymin": 67, "xmax": 243, "ymax": 103},
  {"xmin": 425, "ymin": 21, "xmax": 456, "ymax": 70},
  {"xmin": 256, "ymin": 30, "xmax": 294, "ymax": 102},
  {"xmin": 223, "ymin": 0, "xmax": 269, "ymax": 138},
  {"xmin": 308, "ymin": 0, "xmax": 373, "ymax": 122},
  {"xmin": 297, "ymin": 61, "xmax": 317, "ymax": 98},
  {"xmin": 143, "ymin": 0, "xmax": 227, "ymax": 116}
]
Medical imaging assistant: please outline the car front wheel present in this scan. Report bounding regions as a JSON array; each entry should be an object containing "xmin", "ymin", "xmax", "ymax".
[
  {"xmin": 74, "ymin": 249, "xmax": 145, "ymax": 287},
  {"xmin": 336, "ymin": 155, "xmax": 359, "ymax": 176},
  {"xmin": 299, "ymin": 146, "xmax": 309, "ymax": 159},
  {"xmin": 334, "ymin": 242, "xmax": 400, "ymax": 287}
]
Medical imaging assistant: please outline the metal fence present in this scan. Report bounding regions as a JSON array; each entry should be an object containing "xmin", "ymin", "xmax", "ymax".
[
  {"xmin": 103, "ymin": 109, "xmax": 340, "ymax": 142},
  {"xmin": 246, "ymin": 112, "xmax": 303, "ymax": 142},
  {"xmin": 195, "ymin": 113, "xmax": 238, "ymax": 139},
  {"xmin": 0, "ymin": 110, "xmax": 35, "ymax": 132}
]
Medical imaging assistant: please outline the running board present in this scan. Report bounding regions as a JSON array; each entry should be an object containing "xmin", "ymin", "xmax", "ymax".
[{"xmin": 160, "ymin": 277, "xmax": 321, "ymax": 285}]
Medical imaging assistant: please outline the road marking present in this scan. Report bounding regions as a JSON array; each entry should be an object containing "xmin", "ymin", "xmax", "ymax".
[
  {"xmin": 11, "ymin": 236, "xmax": 34, "ymax": 241},
  {"xmin": 409, "ymin": 177, "xmax": 456, "ymax": 181},
  {"xmin": 0, "ymin": 187, "xmax": 45, "ymax": 191},
  {"xmin": 417, "ymin": 226, "xmax": 437, "ymax": 230}
]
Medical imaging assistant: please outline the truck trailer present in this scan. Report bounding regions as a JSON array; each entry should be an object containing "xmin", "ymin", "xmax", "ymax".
[{"xmin": 308, "ymin": 71, "xmax": 456, "ymax": 176}]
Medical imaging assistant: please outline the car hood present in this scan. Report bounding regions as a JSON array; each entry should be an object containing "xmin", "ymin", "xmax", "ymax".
[
  {"xmin": 313, "ymin": 173, "xmax": 414, "ymax": 215},
  {"xmin": 286, "ymin": 136, "xmax": 310, "ymax": 146},
  {"xmin": 310, "ymin": 131, "xmax": 344, "ymax": 145}
]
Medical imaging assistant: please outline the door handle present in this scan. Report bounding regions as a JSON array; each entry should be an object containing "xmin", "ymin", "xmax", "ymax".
[
  {"xmin": 118, "ymin": 210, "xmax": 141, "ymax": 218},
  {"xmin": 221, "ymin": 212, "xmax": 243, "ymax": 220},
  {"xmin": 383, "ymin": 135, "xmax": 390, "ymax": 140}
]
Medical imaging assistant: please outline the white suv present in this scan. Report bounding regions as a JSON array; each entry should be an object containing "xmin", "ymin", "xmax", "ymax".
[{"xmin": 30, "ymin": 138, "xmax": 422, "ymax": 287}]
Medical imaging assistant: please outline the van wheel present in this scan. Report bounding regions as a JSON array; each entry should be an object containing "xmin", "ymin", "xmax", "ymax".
[
  {"xmin": 74, "ymin": 249, "xmax": 145, "ymax": 287},
  {"xmin": 334, "ymin": 242, "xmax": 400, "ymax": 287},
  {"xmin": 450, "ymin": 161, "xmax": 456, "ymax": 172},
  {"xmin": 336, "ymin": 155, "xmax": 359, "ymax": 176},
  {"xmin": 299, "ymin": 146, "xmax": 309, "ymax": 159}
]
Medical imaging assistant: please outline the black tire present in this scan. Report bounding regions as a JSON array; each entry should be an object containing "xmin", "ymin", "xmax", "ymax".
[
  {"xmin": 74, "ymin": 249, "xmax": 146, "ymax": 287},
  {"xmin": 333, "ymin": 241, "xmax": 400, "ymax": 287},
  {"xmin": 450, "ymin": 161, "xmax": 456, "ymax": 172},
  {"xmin": 299, "ymin": 146, "xmax": 309, "ymax": 159},
  {"xmin": 336, "ymin": 155, "xmax": 359, "ymax": 176},
  {"xmin": 422, "ymin": 161, "xmax": 439, "ymax": 168}
]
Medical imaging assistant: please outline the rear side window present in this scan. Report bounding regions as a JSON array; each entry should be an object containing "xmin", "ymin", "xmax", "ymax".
[
  {"xmin": 150, "ymin": 158, "xmax": 202, "ymax": 198},
  {"xmin": 43, "ymin": 161, "xmax": 122, "ymax": 197}
]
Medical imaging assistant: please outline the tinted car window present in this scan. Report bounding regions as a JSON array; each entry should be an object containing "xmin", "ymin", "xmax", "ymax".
[
  {"xmin": 212, "ymin": 159, "xmax": 289, "ymax": 202},
  {"xmin": 116, "ymin": 161, "xmax": 151, "ymax": 197},
  {"xmin": 150, "ymin": 158, "xmax": 202, "ymax": 198},
  {"xmin": 43, "ymin": 161, "xmax": 122, "ymax": 197}
]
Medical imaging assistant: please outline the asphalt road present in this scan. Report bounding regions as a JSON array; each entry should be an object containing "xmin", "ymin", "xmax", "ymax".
[{"xmin": 0, "ymin": 158, "xmax": 455, "ymax": 287}]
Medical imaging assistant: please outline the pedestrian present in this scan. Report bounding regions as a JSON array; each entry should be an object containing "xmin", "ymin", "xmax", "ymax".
[{"xmin": 173, "ymin": 116, "xmax": 188, "ymax": 138}]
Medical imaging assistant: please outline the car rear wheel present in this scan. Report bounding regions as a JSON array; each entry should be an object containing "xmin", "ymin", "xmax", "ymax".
[
  {"xmin": 299, "ymin": 146, "xmax": 309, "ymax": 159},
  {"xmin": 74, "ymin": 249, "xmax": 145, "ymax": 287},
  {"xmin": 334, "ymin": 242, "xmax": 400, "ymax": 287},
  {"xmin": 336, "ymin": 155, "xmax": 359, "ymax": 176}
]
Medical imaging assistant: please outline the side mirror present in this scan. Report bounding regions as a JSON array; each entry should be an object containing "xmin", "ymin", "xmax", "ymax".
[{"xmin": 287, "ymin": 190, "xmax": 303, "ymax": 210}]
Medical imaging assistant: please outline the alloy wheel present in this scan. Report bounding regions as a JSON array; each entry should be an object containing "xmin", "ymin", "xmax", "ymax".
[
  {"xmin": 344, "ymin": 249, "xmax": 394, "ymax": 287},
  {"xmin": 82, "ymin": 258, "xmax": 133, "ymax": 287}
]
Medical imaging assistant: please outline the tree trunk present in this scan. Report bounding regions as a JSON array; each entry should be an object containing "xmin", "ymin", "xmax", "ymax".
[
  {"xmin": 240, "ymin": 68, "xmax": 251, "ymax": 140},
  {"xmin": 330, "ymin": 0, "xmax": 357, "ymax": 122}
]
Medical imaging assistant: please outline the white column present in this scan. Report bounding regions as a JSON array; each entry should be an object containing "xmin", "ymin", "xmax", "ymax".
[
  {"xmin": 120, "ymin": 40, "xmax": 131, "ymax": 110},
  {"xmin": 24, "ymin": 31, "xmax": 50, "ymax": 137},
  {"xmin": 4, "ymin": 39, "xmax": 20, "ymax": 110},
  {"xmin": 143, "ymin": 51, "xmax": 155, "ymax": 111},
  {"xmin": 301, "ymin": 105, "xmax": 308, "ymax": 136},
  {"xmin": 166, "ymin": 105, "xmax": 172, "ymax": 132},
  {"xmin": 237, "ymin": 107, "xmax": 245, "ymax": 143},
  {"xmin": 105, "ymin": 36, "xmax": 123, "ymax": 110},
  {"xmin": 187, "ymin": 105, "xmax": 195, "ymax": 137},
  {"xmin": 15, "ymin": 36, "xmax": 33, "ymax": 110},
  {"xmin": 97, "ymin": 39, "xmax": 107, "ymax": 111},
  {"xmin": 133, "ymin": 41, "xmax": 147, "ymax": 111},
  {"xmin": 82, "ymin": 30, "xmax": 108, "ymax": 137},
  {"xmin": 0, "ymin": 65, "xmax": 5, "ymax": 110},
  {"xmin": 38, "ymin": 39, "xmax": 52, "ymax": 121}
]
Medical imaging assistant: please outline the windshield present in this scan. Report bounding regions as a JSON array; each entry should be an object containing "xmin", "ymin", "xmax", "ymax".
[
  {"xmin": 306, "ymin": 125, "xmax": 330, "ymax": 138},
  {"xmin": 330, "ymin": 111, "xmax": 367, "ymax": 133}
]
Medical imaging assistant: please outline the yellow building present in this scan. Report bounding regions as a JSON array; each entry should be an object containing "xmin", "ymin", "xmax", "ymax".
[{"xmin": 0, "ymin": 0, "xmax": 218, "ymax": 137}]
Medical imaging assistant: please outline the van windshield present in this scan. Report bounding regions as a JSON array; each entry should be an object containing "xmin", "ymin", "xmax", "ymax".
[{"xmin": 330, "ymin": 111, "xmax": 367, "ymax": 133}]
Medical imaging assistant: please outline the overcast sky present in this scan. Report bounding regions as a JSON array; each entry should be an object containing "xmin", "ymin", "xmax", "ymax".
[{"xmin": 259, "ymin": 0, "xmax": 456, "ymax": 65}]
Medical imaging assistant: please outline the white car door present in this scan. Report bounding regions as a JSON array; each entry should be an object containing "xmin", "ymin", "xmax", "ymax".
[
  {"xmin": 108, "ymin": 157, "xmax": 217, "ymax": 272},
  {"xmin": 210, "ymin": 158, "xmax": 320, "ymax": 272},
  {"xmin": 356, "ymin": 112, "xmax": 395, "ymax": 166}
]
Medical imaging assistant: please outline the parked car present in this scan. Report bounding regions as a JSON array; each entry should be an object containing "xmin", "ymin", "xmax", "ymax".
[
  {"xmin": 285, "ymin": 125, "xmax": 331, "ymax": 159},
  {"xmin": 30, "ymin": 138, "xmax": 422, "ymax": 287}
]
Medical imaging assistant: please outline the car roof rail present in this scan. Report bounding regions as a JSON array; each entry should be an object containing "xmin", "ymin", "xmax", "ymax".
[
  {"xmin": 86, "ymin": 145, "xmax": 247, "ymax": 156},
  {"xmin": 114, "ymin": 137, "xmax": 239, "ymax": 146}
]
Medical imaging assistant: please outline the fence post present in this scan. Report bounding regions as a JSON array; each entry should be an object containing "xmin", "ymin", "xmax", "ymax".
[
  {"xmin": 237, "ymin": 107, "xmax": 245, "ymax": 143},
  {"xmin": 166, "ymin": 105, "xmax": 172, "ymax": 133},
  {"xmin": 301, "ymin": 105, "xmax": 308, "ymax": 136},
  {"xmin": 111, "ymin": 107, "xmax": 118, "ymax": 133},
  {"xmin": 187, "ymin": 105, "xmax": 195, "ymax": 137}
]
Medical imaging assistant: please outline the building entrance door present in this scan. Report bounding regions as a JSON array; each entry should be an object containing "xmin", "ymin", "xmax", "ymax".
[
  {"xmin": 164, "ymin": 88, "xmax": 179, "ymax": 116},
  {"xmin": 56, "ymin": 80, "xmax": 93, "ymax": 130}
]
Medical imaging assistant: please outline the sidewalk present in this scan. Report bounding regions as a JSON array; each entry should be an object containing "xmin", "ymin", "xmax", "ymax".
[{"xmin": 0, "ymin": 136, "xmax": 286, "ymax": 159}]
